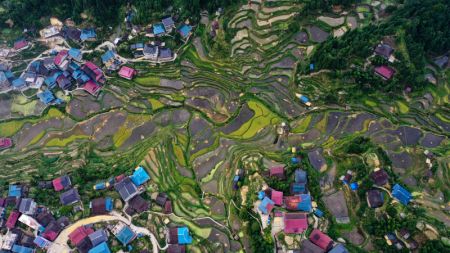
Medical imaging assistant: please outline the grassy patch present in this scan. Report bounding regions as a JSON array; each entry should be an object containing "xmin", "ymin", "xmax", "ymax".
[
  {"xmin": 112, "ymin": 113, "xmax": 152, "ymax": 147},
  {"xmin": 225, "ymin": 100, "xmax": 281, "ymax": 139},
  {"xmin": 29, "ymin": 131, "xmax": 46, "ymax": 145},
  {"xmin": 46, "ymin": 135, "xmax": 89, "ymax": 147},
  {"xmin": 148, "ymin": 98, "xmax": 164, "ymax": 110},
  {"xmin": 396, "ymin": 101, "xmax": 409, "ymax": 114},
  {"xmin": 0, "ymin": 108, "xmax": 63, "ymax": 137},
  {"xmin": 364, "ymin": 99, "xmax": 377, "ymax": 107},
  {"xmin": 292, "ymin": 115, "xmax": 312, "ymax": 133},
  {"xmin": 135, "ymin": 75, "xmax": 160, "ymax": 86}
]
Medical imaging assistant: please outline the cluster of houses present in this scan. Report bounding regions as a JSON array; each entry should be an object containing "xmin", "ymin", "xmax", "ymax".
[
  {"xmin": 40, "ymin": 17, "xmax": 97, "ymax": 43},
  {"xmin": 0, "ymin": 182, "xmax": 72, "ymax": 253},
  {"xmin": 0, "ymin": 165, "xmax": 195, "ymax": 252},
  {"xmin": 339, "ymin": 166, "xmax": 418, "ymax": 250},
  {"xmin": 126, "ymin": 15, "xmax": 193, "ymax": 63},
  {"xmin": 372, "ymin": 39, "xmax": 396, "ymax": 80},
  {"xmin": 254, "ymin": 162, "xmax": 346, "ymax": 252}
]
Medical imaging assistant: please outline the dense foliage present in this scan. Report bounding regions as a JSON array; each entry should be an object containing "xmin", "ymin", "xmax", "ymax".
[
  {"xmin": 0, "ymin": 0, "xmax": 239, "ymax": 28},
  {"xmin": 311, "ymin": 0, "xmax": 450, "ymax": 93}
]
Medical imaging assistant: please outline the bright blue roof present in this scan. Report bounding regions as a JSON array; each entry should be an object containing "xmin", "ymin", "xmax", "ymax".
[
  {"xmin": 130, "ymin": 166, "xmax": 150, "ymax": 186},
  {"xmin": 177, "ymin": 227, "xmax": 193, "ymax": 245},
  {"xmin": 299, "ymin": 95, "xmax": 310, "ymax": 103},
  {"xmin": 37, "ymin": 89, "xmax": 55, "ymax": 105},
  {"xmin": 258, "ymin": 197, "xmax": 274, "ymax": 214},
  {"xmin": 258, "ymin": 191, "xmax": 265, "ymax": 200},
  {"xmin": 179, "ymin": 25, "xmax": 192, "ymax": 38},
  {"xmin": 329, "ymin": 244, "xmax": 349, "ymax": 253},
  {"xmin": 314, "ymin": 208, "xmax": 324, "ymax": 217},
  {"xmin": 350, "ymin": 182, "xmax": 359, "ymax": 190},
  {"xmin": 116, "ymin": 226, "xmax": 135, "ymax": 245},
  {"xmin": 68, "ymin": 48, "xmax": 82, "ymax": 59},
  {"xmin": 291, "ymin": 157, "xmax": 300, "ymax": 164},
  {"xmin": 80, "ymin": 28, "xmax": 96, "ymax": 41},
  {"xmin": 12, "ymin": 78, "xmax": 25, "ymax": 87},
  {"xmin": 88, "ymin": 242, "xmax": 111, "ymax": 253},
  {"xmin": 392, "ymin": 184, "xmax": 412, "ymax": 205},
  {"xmin": 9, "ymin": 185, "xmax": 21, "ymax": 197},
  {"xmin": 297, "ymin": 194, "xmax": 312, "ymax": 212},
  {"xmin": 295, "ymin": 169, "xmax": 307, "ymax": 183},
  {"xmin": 0, "ymin": 72, "xmax": 7, "ymax": 82},
  {"xmin": 101, "ymin": 50, "xmax": 115, "ymax": 63},
  {"xmin": 233, "ymin": 175, "xmax": 240, "ymax": 182},
  {"xmin": 12, "ymin": 244, "xmax": 33, "ymax": 253},
  {"xmin": 310, "ymin": 63, "xmax": 315, "ymax": 70},
  {"xmin": 5, "ymin": 70, "xmax": 14, "ymax": 79},
  {"xmin": 153, "ymin": 23, "xmax": 165, "ymax": 35},
  {"xmin": 105, "ymin": 197, "xmax": 113, "ymax": 212}
]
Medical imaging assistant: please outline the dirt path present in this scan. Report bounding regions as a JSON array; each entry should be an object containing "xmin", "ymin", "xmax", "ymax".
[{"xmin": 47, "ymin": 211, "xmax": 164, "ymax": 253}]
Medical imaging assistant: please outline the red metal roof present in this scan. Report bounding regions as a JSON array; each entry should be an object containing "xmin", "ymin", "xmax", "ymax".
[
  {"xmin": 52, "ymin": 178, "xmax": 64, "ymax": 191},
  {"xmin": 285, "ymin": 195, "xmax": 301, "ymax": 210},
  {"xmin": 83, "ymin": 80, "xmax": 101, "ymax": 96},
  {"xmin": 6, "ymin": 210, "xmax": 20, "ymax": 229},
  {"xmin": 14, "ymin": 40, "xmax": 28, "ymax": 50},
  {"xmin": 271, "ymin": 190, "xmax": 283, "ymax": 206},
  {"xmin": 118, "ymin": 66, "xmax": 137, "ymax": 79},
  {"xmin": 43, "ymin": 230, "xmax": 58, "ymax": 241},
  {"xmin": 69, "ymin": 226, "xmax": 94, "ymax": 246},
  {"xmin": 309, "ymin": 229, "xmax": 333, "ymax": 250},
  {"xmin": 374, "ymin": 65, "xmax": 395, "ymax": 80},
  {"xmin": 54, "ymin": 50, "xmax": 68, "ymax": 65},
  {"xmin": 284, "ymin": 213, "xmax": 308, "ymax": 234}
]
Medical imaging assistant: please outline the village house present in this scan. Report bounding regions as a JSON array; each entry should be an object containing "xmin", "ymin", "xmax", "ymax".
[
  {"xmin": 80, "ymin": 28, "xmax": 97, "ymax": 41},
  {"xmin": 162, "ymin": 17, "xmax": 175, "ymax": 33},
  {"xmin": 392, "ymin": 184, "xmax": 412, "ymax": 205},
  {"xmin": 88, "ymin": 229, "xmax": 108, "ymax": 247},
  {"xmin": 258, "ymin": 196, "xmax": 275, "ymax": 214},
  {"xmin": 53, "ymin": 175, "xmax": 72, "ymax": 191},
  {"xmin": 291, "ymin": 169, "xmax": 307, "ymax": 194},
  {"xmin": 82, "ymin": 80, "xmax": 101, "ymax": 96},
  {"xmin": 178, "ymin": 24, "xmax": 192, "ymax": 39},
  {"xmin": 285, "ymin": 194, "xmax": 312, "ymax": 212},
  {"xmin": 54, "ymin": 50, "xmax": 69, "ymax": 70},
  {"xmin": 126, "ymin": 195, "xmax": 150, "ymax": 215},
  {"xmin": 284, "ymin": 212, "xmax": 308, "ymax": 234},
  {"xmin": 90, "ymin": 197, "xmax": 113, "ymax": 215},
  {"xmin": 118, "ymin": 66, "xmax": 137, "ymax": 80},
  {"xmin": 114, "ymin": 177, "xmax": 138, "ymax": 202},
  {"xmin": 88, "ymin": 241, "xmax": 111, "ymax": 253},
  {"xmin": 168, "ymin": 226, "xmax": 193, "ymax": 245},
  {"xmin": 60, "ymin": 188, "xmax": 81, "ymax": 205},
  {"xmin": 370, "ymin": 168, "xmax": 389, "ymax": 186},
  {"xmin": 328, "ymin": 244, "xmax": 349, "ymax": 253},
  {"xmin": 111, "ymin": 222, "xmax": 136, "ymax": 245},
  {"xmin": 153, "ymin": 23, "xmax": 166, "ymax": 36},
  {"xmin": 367, "ymin": 189, "xmax": 384, "ymax": 208},
  {"xmin": 82, "ymin": 61, "xmax": 105, "ymax": 84},
  {"xmin": 158, "ymin": 47, "xmax": 173, "ymax": 61},
  {"xmin": 300, "ymin": 239, "xmax": 325, "ymax": 253},
  {"xmin": 143, "ymin": 44, "xmax": 158, "ymax": 60},
  {"xmin": 40, "ymin": 26, "xmax": 61, "ymax": 39},
  {"xmin": 69, "ymin": 226, "xmax": 94, "ymax": 252},
  {"xmin": 11, "ymin": 78, "xmax": 26, "ymax": 90},
  {"xmin": 64, "ymin": 27, "xmax": 82, "ymax": 41},
  {"xmin": 18, "ymin": 198, "xmax": 37, "ymax": 215},
  {"xmin": 374, "ymin": 65, "xmax": 395, "ymax": 80},
  {"xmin": 269, "ymin": 166, "xmax": 285, "ymax": 179},
  {"xmin": 374, "ymin": 43, "xmax": 394, "ymax": 62},
  {"xmin": 37, "ymin": 89, "xmax": 56, "ymax": 105},
  {"xmin": 34, "ymin": 236, "xmax": 52, "ymax": 249},
  {"xmin": 14, "ymin": 39, "xmax": 29, "ymax": 52},
  {"xmin": 167, "ymin": 244, "xmax": 186, "ymax": 253},
  {"xmin": 68, "ymin": 48, "xmax": 83, "ymax": 62},
  {"xmin": 101, "ymin": 50, "xmax": 121, "ymax": 70},
  {"xmin": 154, "ymin": 192, "xmax": 172, "ymax": 214},
  {"xmin": 309, "ymin": 229, "xmax": 333, "ymax": 251}
]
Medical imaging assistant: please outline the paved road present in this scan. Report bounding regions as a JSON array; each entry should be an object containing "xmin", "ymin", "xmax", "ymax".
[{"xmin": 48, "ymin": 211, "xmax": 164, "ymax": 253}]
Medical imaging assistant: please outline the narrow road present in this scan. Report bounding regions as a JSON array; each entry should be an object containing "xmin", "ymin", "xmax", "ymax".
[{"xmin": 47, "ymin": 211, "xmax": 164, "ymax": 253}]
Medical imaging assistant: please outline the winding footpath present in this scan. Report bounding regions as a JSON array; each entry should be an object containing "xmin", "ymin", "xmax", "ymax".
[{"xmin": 47, "ymin": 211, "xmax": 165, "ymax": 253}]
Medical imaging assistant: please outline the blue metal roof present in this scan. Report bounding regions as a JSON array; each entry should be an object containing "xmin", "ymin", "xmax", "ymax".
[
  {"xmin": 12, "ymin": 244, "xmax": 33, "ymax": 253},
  {"xmin": 80, "ymin": 28, "xmax": 96, "ymax": 41},
  {"xmin": 101, "ymin": 50, "xmax": 115, "ymax": 63},
  {"xmin": 105, "ymin": 197, "xmax": 113, "ymax": 212},
  {"xmin": 116, "ymin": 226, "xmax": 135, "ymax": 245},
  {"xmin": 392, "ymin": 184, "xmax": 412, "ymax": 205},
  {"xmin": 37, "ymin": 89, "xmax": 55, "ymax": 105},
  {"xmin": 299, "ymin": 95, "xmax": 310, "ymax": 103},
  {"xmin": 12, "ymin": 78, "xmax": 26, "ymax": 87},
  {"xmin": 153, "ymin": 23, "xmax": 165, "ymax": 35},
  {"xmin": 258, "ymin": 197, "xmax": 274, "ymax": 214},
  {"xmin": 297, "ymin": 194, "xmax": 312, "ymax": 212},
  {"xmin": 350, "ymin": 182, "xmax": 359, "ymax": 190},
  {"xmin": 68, "ymin": 48, "xmax": 82, "ymax": 59},
  {"xmin": 177, "ymin": 227, "xmax": 193, "ymax": 244},
  {"xmin": 291, "ymin": 182, "xmax": 306, "ymax": 194},
  {"xmin": 34, "ymin": 236, "xmax": 51, "ymax": 248},
  {"xmin": 8, "ymin": 185, "xmax": 22, "ymax": 197},
  {"xmin": 88, "ymin": 242, "xmax": 111, "ymax": 253},
  {"xmin": 130, "ymin": 166, "xmax": 150, "ymax": 186},
  {"xmin": 314, "ymin": 208, "xmax": 324, "ymax": 217},
  {"xmin": 179, "ymin": 25, "xmax": 192, "ymax": 38}
]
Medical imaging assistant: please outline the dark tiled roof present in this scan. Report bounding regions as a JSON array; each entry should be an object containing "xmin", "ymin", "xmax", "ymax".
[
  {"xmin": 128, "ymin": 195, "xmax": 150, "ymax": 213},
  {"xmin": 60, "ymin": 188, "xmax": 80, "ymax": 205},
  {"xmin": 114, "ymin": 177, "xmax": 137, "ymax": 201},
  {"xmin": 91, "ymin": 198, "xmax": 107, "ymax": 215}
]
